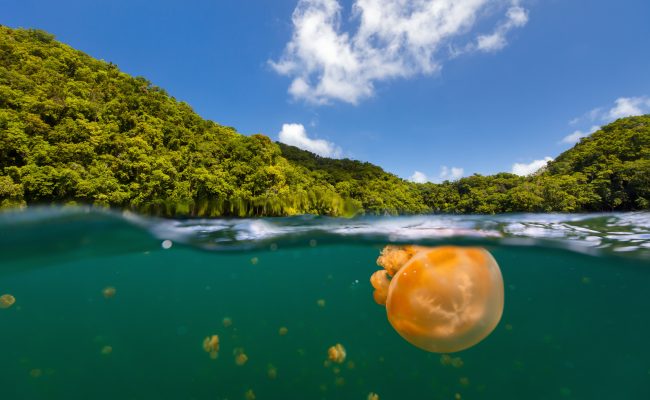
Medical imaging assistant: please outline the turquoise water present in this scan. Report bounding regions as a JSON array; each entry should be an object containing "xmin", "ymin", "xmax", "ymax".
[{"xmin": 1, "ymin": 208, "xmax": 649, "ymax": 399}]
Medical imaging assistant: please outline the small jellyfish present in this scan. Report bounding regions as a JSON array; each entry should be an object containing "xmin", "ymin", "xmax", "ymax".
[
  {"xmin": 267, "ymin": 364, "xmax": 278, "ymax": 380},
  {"xmin": 29, "ymin": 369, "xmax": 42, "ymax": 378},
  {"xmin": 203, "ymin": 335, "xmax": 219, "ymax": 359},
  {"xmin": 316, "ymin": 299, "xmax": 326, "ymax": 308},
  {"xmin": 451, "ymin": 357, "xmax": 464, "ymax": 368},
  {"xmin": 223, "ymin": 317, "xmax": 233, "ymax": 328},
  {"xmin": 370, "ymin": 246, "xmax": 504, "ymax": 353},
  {"xmin": 459, "ymin": 377, "xmax": 470, "ymax": 386},
  {"xmin": 367, "ymin": 393, "xmax": 380, "ymax": 400},
  {"xmin": 245, "ymin": 388, "xmax": 256, "ymax": 400},
  {"xmin": 102, "ymin": 286, "xmax": 116, "ymax": 299},
  {"xmin": 236, "ymin": 353, "xmax": 248, "ymax": 366},
  {"xmin": 233, "ymin": 348, "xmax": 248, "ymax": 366},
  {"xmin": 327, "ymin": 343, "xmax": 346, "ymax": 364},
  {"xmin": 0, "ymin": 294, "xmax": 16, "ymax": 309},
  {"xmin": 100, "ymin": 345, "xmax": 113, "ymax": 356},
  {"xmin": 161, "ymin": 239, "xmax": 173, "ymax": 249},
  {"xmin": 250, "ymin": 257, "xmax": 259, "ymax": 265},
  {"xmin": 334, "ymin": 377, "xmax": 345, "ymax": 387},
  {"xmin": 278, "ymin": 326, "xmax": 288, "ymax": 336}
]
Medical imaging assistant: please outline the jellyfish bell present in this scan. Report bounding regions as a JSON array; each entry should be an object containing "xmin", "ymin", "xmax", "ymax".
[
  {"xmin": 203, "ymin": 335, "xmax": 220, "ymax": 359},
  {"xmin": 327, "ymin": 343, "xmax": 346, "ymax": 364},
  {"xmin": 0, "ymin": 294, "xmax": 16, "ymax": 309},
  {"xmin": 372, "ymin": 246, "xmax": 504, "ymax": 353},
  {"xmin": 102, "ymin": 286, "xmax": 116, "ymax": 299}
]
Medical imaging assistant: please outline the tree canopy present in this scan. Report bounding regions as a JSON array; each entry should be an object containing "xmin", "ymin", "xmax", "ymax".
[{"xmin": 1, "ymin": 26, "xmax": 648, "ymax": 216}]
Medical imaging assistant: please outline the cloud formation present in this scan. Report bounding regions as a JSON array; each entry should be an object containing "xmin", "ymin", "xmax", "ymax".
[
  {"xmin": 562, "ymin": 96, "xmax": 650, "ymax": 144},
  {"xmin": 560, "ymin": 125, "xmax": 600, "ymax": 145},
  {"xmin": 271, "ymin": 0, "xmax": 529, "ymax": 104},
  {"xmin": 475, "ymin": 5, "xmax": 529, "ymax": 52},
  {"xmin": 606, "ymin": 96, "xmax": 650, "ymax": 120},
  {"xmin": 409, "ymin": 166, "xmax": 464, "ymax": 183},
  {"xmin": 409, "ymin": 171, "xmax": 428, "ymax": 184},
  {"xmin": 511, "ymin": 157, "xmax": 552, "ymax": 176},
  {"xmin": 278, "ymin": 123, "xmax": 342, "ymax": 157}
]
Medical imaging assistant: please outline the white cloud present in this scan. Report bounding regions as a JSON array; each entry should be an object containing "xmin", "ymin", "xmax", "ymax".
[
  {"xmin": 560, "ymin": 125, "xmax": 600, "ymax": 144},
  {"xmin": 606, "ymin": 96, "xmax": 650, "ymax": 120},
  {"xmin": 511, "ymin": 157, "xmax": 553, "ymax": 176},
  {"xmin": 408, "ymin": 166, "xmax": 464, "ymax": 183},
  {"xmin": 271, "ymin": 0, "xmax": 529, "ymax": 104},
  {"xmin": 563, "ymin": 96, "xmax": 650, "ymax": 144},
  {"xmin": 440, "ymin": 166, "xmax": 465, "ymax": 181},
  {"xmin": 278, "ymin": 123, "xmax": 342, "ymax": 157},
  {"xmin": 476, "ymin": 5, "xmax": 528, "ymax": 52},
  {"xmin": 409, "ymin": 171, "xmax": 428, "ymax": 183}
]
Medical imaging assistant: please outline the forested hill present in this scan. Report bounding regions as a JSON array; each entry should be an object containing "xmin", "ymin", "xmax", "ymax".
[
  {"xmin": 0, "ymin": 26, "xmax": 648, "ymax": 216},
  {"xmin": 0, "ymin": 26, "xmax": 422, "ymax": 216},
  {"xmin": 418, "ymin": 114, "xmax": 650, "ymax": 213}
]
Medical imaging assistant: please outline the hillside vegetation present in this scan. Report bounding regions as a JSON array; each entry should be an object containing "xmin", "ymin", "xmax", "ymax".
[{"xmin": 1, "ymin": 26, "xmax": 648, "ymax": 216}]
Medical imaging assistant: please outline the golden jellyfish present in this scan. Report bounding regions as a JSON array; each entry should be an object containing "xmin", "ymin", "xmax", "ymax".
[
  {"xmin": 102, "ymin": 286, "xmax": 116, "ymax": 299},
  {"xmin": 202, "ymin": 335, "xmax": 220, "ymax": 359},
  {"xmin": 222, "ymin": 317, "xmax": 233, "ymax": 328},
  {"xmin": 316, "ymin": 299, "xmax": 326, "ymax": 308},
  {"xmin": 327, "ymin": 343, "xmax": 346, "ymax": 364},
  {"xmin": 100, "ymin": 345, "xmax": 113, "ymax": 356},
  {"xmin": 278, "ymin": 326, "xmax": 288, "ymax": 336},
  {"xmin": 245, "ymin": 388, "xmax": 256, "ymax": 400},
  {"xmin": 370, "ymin": 245, "xmax": 504, "ymax": 353},
  {"xmin": 0, "ymin": 294, "xmax": 16, "ymax": 309},
  {"xmin": 267, "ymin": 364, "xmax": 278, "ymax": 380},
  {"xmin": 234, "ymin": 348, "xmax": 248, "ymax": 366},
  {"xmin": 367, "ymin": 393, "xmax": 380, "ymax": 400}
]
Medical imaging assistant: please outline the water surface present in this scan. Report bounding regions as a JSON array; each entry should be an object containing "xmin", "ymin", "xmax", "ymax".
[{"xmin": 1, "ymin": 208, "xmax": 649, "ymax": 399}]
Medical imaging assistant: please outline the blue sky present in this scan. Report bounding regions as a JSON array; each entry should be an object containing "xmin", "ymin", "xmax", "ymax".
[{"xmin": 4, "ymin": 0, "xmax": 650, "ymax": 181}]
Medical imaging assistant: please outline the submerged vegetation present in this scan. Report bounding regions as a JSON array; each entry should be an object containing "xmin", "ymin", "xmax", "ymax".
[{"xmin": 1, "ymin": 26, "xmax": 648, "ymax": 216}]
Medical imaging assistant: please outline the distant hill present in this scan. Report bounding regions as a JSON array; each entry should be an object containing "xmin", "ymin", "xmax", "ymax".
[
  {"xmin": 0, "ymin": 26, "xmax": 648, "ymax": 216},
  {"xmin": 545, "ymin": 115, "xmax": 650, "ymax": 210},
  {"xmin": 417, "ymin": 115, "xmax": 650, "ymax": 213}
]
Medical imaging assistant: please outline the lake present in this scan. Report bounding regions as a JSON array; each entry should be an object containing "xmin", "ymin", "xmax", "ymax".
[{"xmin": 1, "ymin": 208, "xmax": 649, "ymax": 399}]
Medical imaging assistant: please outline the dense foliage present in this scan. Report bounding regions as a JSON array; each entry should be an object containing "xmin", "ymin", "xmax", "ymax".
[
  {"xmin": 0, "ymin": 26, "xmax": 354, "ymax": 216},
  {"xmin": 1, "ymin": 26, "xmax": 648, "ymax": 216},
  {"xmin": 418, "ymin": 115, "xmax": 650, "ymax": 213}
]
